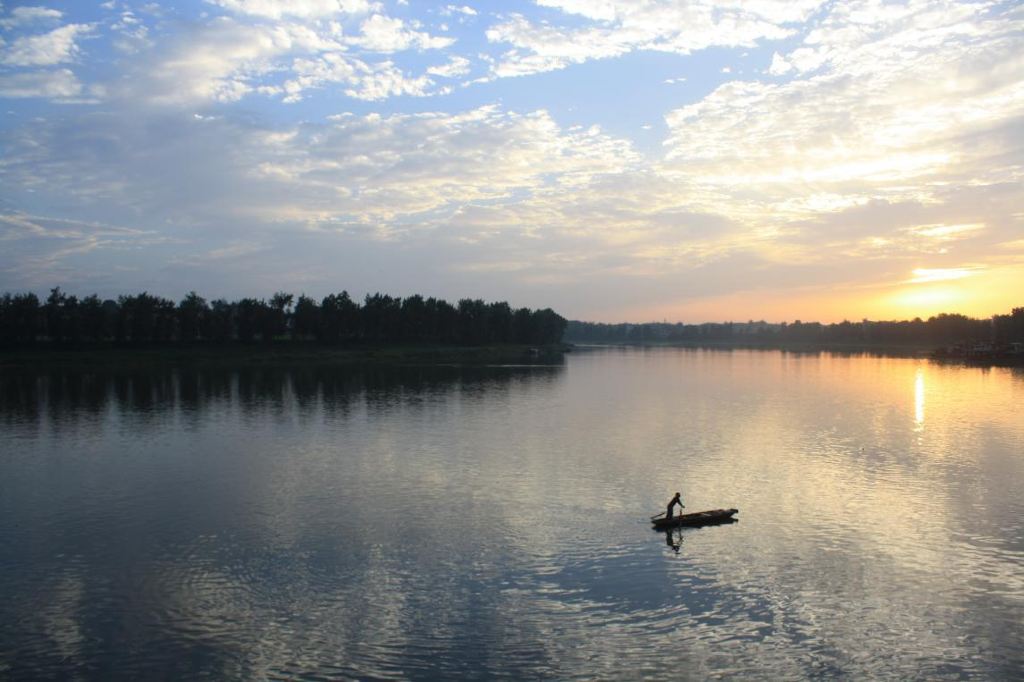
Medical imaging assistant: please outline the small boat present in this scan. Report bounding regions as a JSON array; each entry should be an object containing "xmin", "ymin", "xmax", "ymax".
[{"xmin": 651, "ymin": 508, "xmax": 738, "ymax": 529}]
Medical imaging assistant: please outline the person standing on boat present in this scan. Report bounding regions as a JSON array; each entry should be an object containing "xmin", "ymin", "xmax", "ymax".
[{"xmin": 666, "ymin": 492, "xmax": 684, "ymax": 519}]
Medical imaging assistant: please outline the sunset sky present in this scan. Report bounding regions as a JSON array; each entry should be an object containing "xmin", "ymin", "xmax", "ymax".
[{"xmin": 1, "ymin": 0, "xmax": 1021, "ymax": 323}]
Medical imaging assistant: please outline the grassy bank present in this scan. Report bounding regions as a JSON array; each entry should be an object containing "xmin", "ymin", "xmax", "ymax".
[{"xmin": 0, "ymin": 343, "xmax": 570, "ymax": 370}]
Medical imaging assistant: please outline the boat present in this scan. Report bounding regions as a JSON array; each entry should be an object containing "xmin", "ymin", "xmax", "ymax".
[{"xmin": 651, "ymin": 508, "xmax": 738, "ymax": 529}]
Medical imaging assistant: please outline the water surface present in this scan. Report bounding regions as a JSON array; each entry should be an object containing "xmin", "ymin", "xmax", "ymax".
[{"xmin": 1, "ymin": 349, "xmax": 1022, "ymax": 679}]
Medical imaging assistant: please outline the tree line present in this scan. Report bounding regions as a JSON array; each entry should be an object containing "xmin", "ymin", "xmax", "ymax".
[
  {"xmin": 0, "ymin": 288, "xmax": 568, "ymax": 348},
  {"xmin": 566, "ymin": 308, "xmax": 1024, "ymax": 347}
]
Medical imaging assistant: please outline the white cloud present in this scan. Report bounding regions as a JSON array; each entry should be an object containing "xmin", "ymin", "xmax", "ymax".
[
  {"xmin": 281, "ymin": 52, "xmax": 438, "ymax": 101},
  {"xmin": 1, "ymin": 23, "xmax": 90, "ymax": 66},
  {"xmin": 349, "ymin": 14, "xmax": 454, "ymax": 52},
  {"xmin": 0, "ymin": 68, "xmax": 82, "ymax": 98},
  {"xmin": 485, "ymin": 15, "xmax": 631, "ymax": 77},
  {"xmin": 110, "ymin": 10, "xmax": 152, "ymax": 52},
  {"xmin": 767, "ymin": 51, "xmax": 791, "ymax": 75},
  {"xmin": 907, "ymin": 223, "xmax": 984, "ymax": 240},
  {"xmin": 0, "ymin": 6, "xmax": 63, "ymax": 28},
  {"xmin": 0, "ymin": 104, "xmax": 639, "ymax": 229},
  {"xmin": 115, "ymin": 12, "xmax": 457, "ymax": 104},
  {"xmin": 130, "ymin": 18, "xmax": 345, "ymax": 104},
  {"xmin": 658, "ymin": 0, "xmax": 1024, "ymax": 263},
  {"xmin": 907, "ymin": 267, "xmax": 978, "ymax": 284},
  {"xmin": 343, "ymin": 61, "xmax": 435, "ymax": 99},
  {"xmin": 487, "ymin": 1, "xmax": 825, "ymax": 78},
  {"xmin": 534, "ymin": 0, "xmax": 619, "ymax": 22},
  {"xmin": 536, "ymin": 0, "xmax": 822, "ymax": 25},
  {"xmin": 207, "ymin": 0, "xmax": 373, "ymax": 20},
  {"xmin": 426, "ymin": 55, "xmax": 470, "ymax": 78},
  {"xmin": 0, "ymin": 0, "xmax": 1020, "ymax": 317},
  {"xmin": 442, "ymin": 5, "xmax": 476, "ymax": 17}
]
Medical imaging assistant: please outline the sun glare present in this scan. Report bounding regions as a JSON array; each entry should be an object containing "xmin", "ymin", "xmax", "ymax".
[
  {"xmin": 907, "ymin": 268, "xmax": 975, "ymax": 284},
  {"xmin": 893, "ymin": 286, "xmax": 961, "ymax": 309}
]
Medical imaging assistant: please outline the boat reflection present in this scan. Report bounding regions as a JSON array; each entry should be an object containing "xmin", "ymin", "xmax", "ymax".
[
  {"xmin": 657, "ymin": 517, "xmax": 739, "ymax": 553},
  {"xmin": 663, "ymin": 528, "xmax": 683, "ymax": 552}
]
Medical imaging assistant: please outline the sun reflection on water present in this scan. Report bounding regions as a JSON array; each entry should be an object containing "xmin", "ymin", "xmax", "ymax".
[{"xmin": 914, "ymin": 367, "xmax": 925, "ymax": 430}]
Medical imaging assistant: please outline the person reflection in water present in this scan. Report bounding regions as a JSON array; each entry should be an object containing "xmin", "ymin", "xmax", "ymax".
[
  {"xmin": 665, "ymin": 529, "xmax": 682, "ymax": 552},
  {"xmin": 666, "ymin": 492, "xmax": 684, "ymax": 519}
]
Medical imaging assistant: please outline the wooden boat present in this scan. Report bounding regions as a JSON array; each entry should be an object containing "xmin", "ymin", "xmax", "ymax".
[{"xmin": 651, "ymin": 508, "xmax": 738, "ymax": 529}]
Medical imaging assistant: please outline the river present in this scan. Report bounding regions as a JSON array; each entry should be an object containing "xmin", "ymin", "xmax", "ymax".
[{"xmin": 1, "ymin": 348, "xmax": 1022, "ymax": 679}]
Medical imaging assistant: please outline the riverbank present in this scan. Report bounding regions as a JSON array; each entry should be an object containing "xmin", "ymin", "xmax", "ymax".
[
  {"xmin": 0, "ymin": 343, "xmax": 571, "ymax": 370},
  {"xmin": 566, "ymin": 339, "xmax": 934, "ymax": 356},
  {"xmin": 567, "ymin": 340, "xmax": 1024, "ymax": 366}
]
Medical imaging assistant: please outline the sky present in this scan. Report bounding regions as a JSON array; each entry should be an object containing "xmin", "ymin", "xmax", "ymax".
[{"xmin": 0, "ymin": 0, "xmax": 1022, "ymax": 323}]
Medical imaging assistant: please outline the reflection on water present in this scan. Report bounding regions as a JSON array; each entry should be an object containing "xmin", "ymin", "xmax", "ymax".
[
  {"xmin": 1, "ymin": 350, "xmax": 1022, "ymax": 679},
  {"xmin": 915, "ymin": 367, "xmax": 926, "ymax": 429}
]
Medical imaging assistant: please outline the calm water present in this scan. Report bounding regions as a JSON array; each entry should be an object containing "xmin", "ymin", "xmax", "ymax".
[{"xmin": 1, "ymin": 349, "xmax": 1022, "ymax": 680}]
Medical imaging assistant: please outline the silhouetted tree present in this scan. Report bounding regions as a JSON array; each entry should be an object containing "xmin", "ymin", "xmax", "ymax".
[
  {"xmin": 320, "ymin": 291, "xmax": 359, "ymax": 343},
  {"xmin": 487, "ymin": 301, "xmax": 513, "ymax": 343},
  {"xmin": 400, "ymin": 294, "xmax": 427, "ymax": 342},
  {"xmin": 994, "ymin": 307, "xmax": 1024, "ymax": 343},
  {"xmin": 117, "ymin": 292, "xmax": 175, "ymax": 343},
  {"xmin": 178, "ymin": 291, "xmax": 210, "ymax": 342},
  {"xmin": 512, "ymin": 307, "xmax": 534, "ymax": 344},
  {"xmin": 209, "ymin": 299, "xmax": 234, "ymax": 342},
  {"xmin": 45, "ymin": 287, "xmax": 82, "ymax": 343},
  {"xmin": 0, "ymin": 292, "xmax": 40, "ymax": 346},
  {"xmin": 457, "ymin": 298, "xmax": 487, "ymax": 345},
  {"xmin": 532, "ymin": 308, "xmax": 567, "ymax": 344},
  {"xmin": 235, "ymin": 298, "xmax": 265, "ymax": 343},
  {"xmin": 362, "ymin": 293, "xmax": 402, "ymax": 342},
  {"xmin": 0, "ymin": 287, "xmax": 576, "ymax": 348},
  {"xmin": 293, "ymin": 294, "xmax": 320, "ymax": 339},
  {"xmin": 266, "ymin": 292, "xmax": 294, "ymax": 341},
  {"xmin": 78, "ymin": 295, "xmax": 106, "ymax": 342}
]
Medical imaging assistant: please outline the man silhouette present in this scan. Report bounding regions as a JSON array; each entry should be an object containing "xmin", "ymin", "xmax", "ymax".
[{"xmin": 667, "ymin": 492, "xmax": 684, "ymax": 519}]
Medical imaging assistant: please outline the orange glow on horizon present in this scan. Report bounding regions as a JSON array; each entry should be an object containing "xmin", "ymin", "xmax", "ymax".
[{"xmin": 597, "ymin": 263, "xmax": 1024, "ymax": 324}]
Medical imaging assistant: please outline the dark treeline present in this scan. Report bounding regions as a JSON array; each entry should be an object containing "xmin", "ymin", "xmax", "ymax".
[
  {"xmin": 0, "ymin": 288, "xmax": 567, "ymax": 348},
  {"xmin": 566, "ymin": 307, "xmax": 1024, "ymax": 347}
]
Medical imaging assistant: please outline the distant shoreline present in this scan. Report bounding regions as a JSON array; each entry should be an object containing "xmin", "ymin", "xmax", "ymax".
[
  {"xmin": 0, "ymin": 343, "xmax": 571, "ymax": 370},
  {"xmin": 566, "ymin": 340, "xmax": 1024, "ymax": 365},
  {"xmin": 566, "ymin": 339, "xmax": 932, "ymax": 354}
]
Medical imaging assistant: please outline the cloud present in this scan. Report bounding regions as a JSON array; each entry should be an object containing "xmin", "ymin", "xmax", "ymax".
[
  {"xmin": 485, "ymin": 15, "xmax": 631, "ymax": 77},
  {"xmin": 0, "ymin": 212, "xmax": 161, "ymax": 289},
  {"xmin": 110, "ymin": 10, "xmax": 152, "ymax": 52},
  {"xmin": 0, "ymin": 6, "xmax": 63, "ymax": 29},
  {"xmin": 1, "ymin": 23, "xmax": 90, "ymax": 66},
  {"xmin": 907, "ymin": 223, "xmax": 984, "ymax": 241},
  {"xmin": 907, "ymin": 267, "xmax": 980, "ymax": 284},
  {"xmin": 124, "ymin": 18, "xmax": 343, "ymax": 104},
  {"xmin": 281, "ymin": 53, "xmax": 438, "ymax": 101},
  {"xmin": 0, "ymin": 0, "xmax": 1020, "ymax": 319},
  {"xmin": 485, "ymin": 1, "xmax": 824, "ymax": 78},
  {"xmin": 659, "ymin": 0, "xmax": 1024, "ymax": 239},
  {"xmin": 349, "ymin": 14, "xmax": 454, "ymax": 52},
  {"xmin": 426, "ymin": 55, "xmax": 470, "ymax": 78},
  {"xmin": 767, "ymin": 51, "xmax": 792, "ymax": 75},
  {"xmin": 206, "ymin": 0, "xmax": 373, "ymax": 20},
  {"xmin": 0, "ymin": 68, "xmax": 82, "ymax": 98},
  {"xmin": 0, "ymin": 103, "xmax": 649, "ymax": 297},
  {"xmin": 443, "ymin": 5, "xmax": 476, "ymax": 17},
  {"xmin": 113, "ymin": 13, "xmax": 454, "ymax": 105},
  {"xmin": 0, "ymin": 104, "xmax": 639, "ymax": 228}
]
